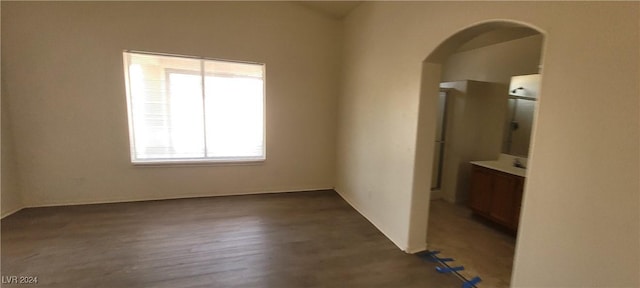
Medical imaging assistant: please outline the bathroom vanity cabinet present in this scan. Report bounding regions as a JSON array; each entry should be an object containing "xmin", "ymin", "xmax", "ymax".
[{"xmin": 469, "ymin": 164, "xmax": 524, "ymax": 231}]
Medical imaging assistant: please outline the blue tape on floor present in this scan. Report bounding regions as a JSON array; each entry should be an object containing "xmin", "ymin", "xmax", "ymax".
[
  {"xmin": 462, "ymin": 276, "xmax": 482, "ymax": 288},
  {"xmin": 417, "ymin": 250, "xmax": 482, "ymax": 287},
  {"xmin": 416, "ymin": 251, "xmax": 439, "ymax": 261},
  {"xmin": 436, "ymin": 266, "xmax": 464, "ymax": 273},
  {"xmin": 417, "ymin": 251, "xmax": 454, "ymax": 262},
  {"xmin": 426, "ymin": 256, "xmax": 455, "ymax": 263}
]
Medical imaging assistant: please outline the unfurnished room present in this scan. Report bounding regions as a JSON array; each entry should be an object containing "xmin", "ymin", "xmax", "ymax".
[{"xmin": 1, "ymin": 1, "xmax": 639, "ymax": 288}]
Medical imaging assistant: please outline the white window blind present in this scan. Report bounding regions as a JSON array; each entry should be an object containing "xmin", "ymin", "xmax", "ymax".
[{"xmin": 123, "ymin": 51, "xmax": 265, "ymax": 164}]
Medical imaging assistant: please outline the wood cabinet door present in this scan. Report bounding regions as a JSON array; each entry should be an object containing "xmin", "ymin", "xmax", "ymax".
[
  {"xmin": 512, "ymin": 177, "xmax": 524, "ymax": 230},
  {"xmin": 489, "ymin": 173, "xmax": 518, "ymax": 227},
  {"xmin": 469, "ymin": 166, "xmax": 493, "ymax": 215}
]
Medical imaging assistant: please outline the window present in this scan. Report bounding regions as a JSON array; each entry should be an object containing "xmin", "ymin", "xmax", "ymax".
[{"xmin": 123, "ymin": 51, "xmax": 265, "ymax": 164}]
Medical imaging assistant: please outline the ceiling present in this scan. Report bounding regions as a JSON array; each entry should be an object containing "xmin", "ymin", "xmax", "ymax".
[
  {"xmin": 294, "ymin": 3, "xmax": 539, "ymax": 52},
  {"xmin": 295, "ymin": 1, "xmax": 362, "ymax": 19},
  {"xmin": 456, "ymin": 27, "xmax": 541, "ymax": 52}
]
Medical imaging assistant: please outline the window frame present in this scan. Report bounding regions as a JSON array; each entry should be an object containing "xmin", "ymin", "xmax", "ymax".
[{"xmin": 123, "ymin": 50, "xmax": 267, "ymax": 166}]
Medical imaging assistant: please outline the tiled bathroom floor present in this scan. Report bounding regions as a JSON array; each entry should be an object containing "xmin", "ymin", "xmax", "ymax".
[{"xmin": 427, "ymin": 200, "xmax": 518, "ymax": 288}]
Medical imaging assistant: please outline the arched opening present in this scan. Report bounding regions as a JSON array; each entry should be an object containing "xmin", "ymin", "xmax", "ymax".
[{"xmin": 408, "ymin": 20, "xmax": 546, "ymax": 287}]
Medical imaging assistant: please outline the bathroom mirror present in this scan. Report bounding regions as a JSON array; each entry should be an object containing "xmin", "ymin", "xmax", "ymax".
[
  {"xmin": 502, "ymin": 98, "xmax": 535, "ymax": 156},
  {"xmin": 501, "ymin": 74, "xmax": 540, "ymax": 157}
]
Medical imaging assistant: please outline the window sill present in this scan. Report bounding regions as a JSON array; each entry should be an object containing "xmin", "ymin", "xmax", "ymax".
[{"xmin": 131, "ymin": 158, "xmax": 265, "ymax": 167}]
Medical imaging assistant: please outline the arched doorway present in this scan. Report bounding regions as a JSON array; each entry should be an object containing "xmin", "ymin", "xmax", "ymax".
[{"xmin": 407, "ymin": 20, "xmax": 546, "ymax": 286}]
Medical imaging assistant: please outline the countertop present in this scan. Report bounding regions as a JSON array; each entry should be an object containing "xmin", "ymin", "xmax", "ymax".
[{"xmin": 470, "ymin": 160, "xmax": 527, "ymax": 177}]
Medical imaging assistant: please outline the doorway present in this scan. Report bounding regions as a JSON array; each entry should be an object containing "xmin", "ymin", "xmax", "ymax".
[
  {"xmin": 414, "ymin": 21, "xmax": 545, "ymax": 288},
  {"xmin": 430, "ymin": 89, "xmax": 449, "ymax": 194}
]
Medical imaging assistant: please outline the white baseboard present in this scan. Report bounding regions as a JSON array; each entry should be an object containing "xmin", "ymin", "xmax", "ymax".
[
  {"xmin": 1, "ymin": 205, "xmax": 25, "ymax": 219},
  {"xmin": 23, "ymin": 187, "xmax": 335, "ymax": 209}
]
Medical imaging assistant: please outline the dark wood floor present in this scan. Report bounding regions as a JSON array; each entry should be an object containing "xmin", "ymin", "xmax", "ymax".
[{"xmin": 2, "ymin": 190, "xmax": 462, "ymax": 287}]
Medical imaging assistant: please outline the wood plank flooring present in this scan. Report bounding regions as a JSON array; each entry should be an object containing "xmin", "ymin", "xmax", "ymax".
[
  {"xmin": 427, "ymin": 199, "xmax": 517, "ymax": 288},
  {"xmin": 2, "ymin": 190, "xmax": 462, "ymax": 288}
]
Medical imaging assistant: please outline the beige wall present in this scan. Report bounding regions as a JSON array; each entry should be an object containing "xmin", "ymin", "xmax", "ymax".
[
  {"xmin": 1, "ymin": 2, "xmax": 340, "ymax": 206},
  {"xmin": 439, "ymin": 80, "xmax": 508, "ymax": 204},
  {"xmin": 337, "ymin": 2, "xmax": 639, "ymax": 287},
  {"xmin": 1, "ymin": 91, "xmax": 23, "ymax": 217},
  {"xmin": 442, "ymin": 34, "xmax": 543, "ymax": 85}
]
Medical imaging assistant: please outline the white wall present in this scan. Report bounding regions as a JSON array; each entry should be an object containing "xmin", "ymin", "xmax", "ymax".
[
  {"xmin": 337, "ymin": 2, "xmax": 639, "ymax": 287},
  {"xmin": 1, "ymin": 2, "xmax": 341, "ymax": 206}
]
